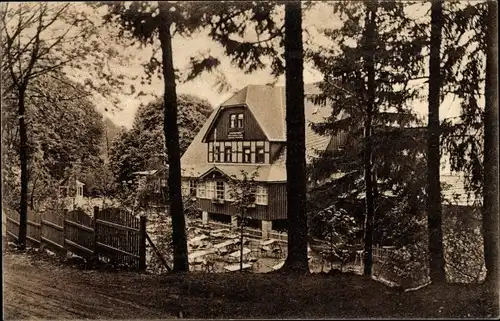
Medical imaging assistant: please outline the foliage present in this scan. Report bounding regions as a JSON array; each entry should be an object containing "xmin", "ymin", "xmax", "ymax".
[
  {"xmin": 227, "ymin": 169, "xmax": 259, "ymax": 271},
  {"xmin": 443, "ymin": 204, "xmax": 486, "ymax": 283},
  {"xmin": 308, "ymin": 205, "xmax": 358, "ymax": 245},
  {"xmin": 307, "ymin": 0, "xmax": 427, "ymax": 196},
  {"xmin": 2, "ymin": 73, "xmax": 105, "ymax": 210},
  {"xmin": 1, "ymin": 2, "xmax": 132, "ymax": 248},
  {"xmin": 101, "ymin": 2, "xmax": 285, "ymax": 84},
  {"xmin": 227, "ymin": 170, "xmax": 260, "ymax": 223},
  {"xmin": 440, "ymin": 2, "xmax": 488, "ymax": 199},
  {"xmin": 306, "ymin": 1, "xmax": 428, "ymax": 275},
  {"xmin": 108, "ymin": 94, "xmax": 212, "ymax": 185},
  {"xmin": 1, "ymin": 2, "xmax": 131, "ymax": 105},
  {"xmin": 310, "ymin": 205, "xmax": 358, "ymax": 271}
]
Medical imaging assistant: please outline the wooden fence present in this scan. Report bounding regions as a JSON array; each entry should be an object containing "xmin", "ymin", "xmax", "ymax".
[
  {"xmin": 5, "ymin": 207, "xmax": 146, "ymax": 270},
  {"xmin": 96, "ymin": 207, "xmax": 146, "ymax": 269}
]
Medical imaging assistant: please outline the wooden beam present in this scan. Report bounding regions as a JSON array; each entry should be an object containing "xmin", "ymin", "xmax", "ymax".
[
  {"xmin": 27, "ymin": 235, "xmax": 41, "ymax": 244},
  {"xmin": 6, "ymin": 217, "xmax": 20, "ymax": 226},
  {"xmin": 7, "ymin": 231, "xmax": 18, "ymax": 240},
  {"xmin": 27, "ymin": 221, "xmax": 41, "ymax": 228},
  {"xmin": 41, "ymin": 236, "xmax": 64, "ymax": 250},
  {"xmin": 41, "ymin": 219, "xmax": 63, "ymax": 231},
  {"xmin": 65, "ymin": 239, "xmax": 93, "ymax": 255},
  {"xmin": 96, "ymin": 241, "xmax": 140, "ymax": 259},
  {"xmin": 64, "ymin": 219, "xmax": 94, "ymax": 233},
  {"xmin": 96, "ymin": 219, "xmax": 140, "ymax": 233}
]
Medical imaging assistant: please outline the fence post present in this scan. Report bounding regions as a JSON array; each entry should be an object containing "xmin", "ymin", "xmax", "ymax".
[
  {"xmin": 62, "ymin": 209, "xmax": 68, "ymax": 257},
  {"xmin": 139, "ymin": 215, "xmax": 147, "ymax": 271},
  {"xmin": 93, "ymin": 206, "xmax": 99, "ymax": 261}
]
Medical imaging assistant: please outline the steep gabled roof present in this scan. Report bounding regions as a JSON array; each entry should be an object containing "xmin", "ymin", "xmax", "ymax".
[
  {"xmin": 245, "ymin": 85, "xmax": 286, "ymax": 141},
  {"xmin": 202, "ymin": 83, "xmax": 330, "ymax": 143},
  {"xmin": 181, "ymin": 83, "xmax": 334, "ymax": 182}
]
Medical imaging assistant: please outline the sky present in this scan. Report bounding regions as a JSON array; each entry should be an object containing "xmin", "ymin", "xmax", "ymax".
[{"xmin": 91, "ymin": 2, "xmax": 462, "ymax": 130}]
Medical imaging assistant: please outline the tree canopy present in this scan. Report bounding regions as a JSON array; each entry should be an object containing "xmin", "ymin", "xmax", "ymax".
[{"xmin": 109, "ymin": 94, "xmax": 212, "ymax": 185}]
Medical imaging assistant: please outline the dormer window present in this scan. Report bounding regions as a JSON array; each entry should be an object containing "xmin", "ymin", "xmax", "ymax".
[
  {"xmin": 230, "ymin": 113, "xmax": 244, "ymax": 128},
  {"xmin": 230, "ymin": 114, "xmax": 236, "ymax": 128},
  {"xmin": 237, "ymin": 114, "xmax": 244, "ymax": 127}
]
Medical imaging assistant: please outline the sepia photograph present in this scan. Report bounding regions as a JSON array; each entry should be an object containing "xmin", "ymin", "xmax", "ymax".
[{"xmin": 1, "ymin": 0, "xmax": 499, "ymax": 319}]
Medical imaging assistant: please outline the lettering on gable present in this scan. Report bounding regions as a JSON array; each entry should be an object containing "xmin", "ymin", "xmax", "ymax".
[{"xmin": 228, "ymin": 131, "xmax": 244, "ymax": 140}]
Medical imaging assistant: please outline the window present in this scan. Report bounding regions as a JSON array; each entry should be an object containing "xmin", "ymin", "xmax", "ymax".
[
  {"xmin": 197, "ymin": 181, "xmax": 206, "ymax": 198},
  {"xmin": 206, "ymin": 181, "xmax": 215, "ymax": 199},
  {"xmin": 243, "ymin": 147, "xmax": 251, "ymax": 163},
  {"xmin": 230, "ymin": 114, "xmax": 237, "ymax": 128},
  {"xmin": 214, "ymin": 146, "xmax": 220, "ymax": 162},
  {"xmin": 237, "ymin": 113, "xmax": 244, "ymax": 128},
  {"xmin": 256, "ymin": 147, "xmax": 265, "ymax": 163},
  {"xmin": 77, "ymin": 186, "xmax": 83, "ymax": 197},
  {"xmin": 216, "ymin": 181, "xmax": 225, "ymax": 200},
  {"xmin": 189, "ymin": 180, "xmax": 197, "ymax": 196},
  {"xmin": 224, "ymin": 146, "xmax": 232, "ymax": 162},
  {"xmin": 181, "ymin": 180, "xmax": 190, "ymax": 196},
  {"xmin": 255, "ymin": 185, "xmax": 268, "ymax": 205}
]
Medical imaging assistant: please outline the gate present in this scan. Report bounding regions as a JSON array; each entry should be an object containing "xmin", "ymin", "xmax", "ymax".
[{"xmin": 95, "ymin": 208, "xmax": 146, "ymax": 269}]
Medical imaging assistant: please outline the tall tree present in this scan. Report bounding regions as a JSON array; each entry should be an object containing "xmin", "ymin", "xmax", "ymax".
[
  {"xmin": 482, "ymin": 0, "xmax": 499, "ymax": 289},
  {"xmin": 158, "ymin": 1, "xmax": 189, "ymax": 271},
  {"xmin": 280, "ymin": 1, "xmax": 309, "ymax": 273},
  {"xmin": 102, "ymin": 1, "xmax": 225, "ymax": 271},
  {"xmin": 426, "ymin": 0, "xmax": 446, "ymax": 283},
  {"xmin": 2, "ymin": 73, "xmax": 104, "ymax": 211},
  {"xmin": 1, "ymin": 2, "xmax": 128, "ymax": 249},
  {"xmin": 361, "ymin": 1, "xmax": 377, "ymax": 277},
  {"xmin": 308, "ymin": 0, "xmax": 427, "ymax": 276}
]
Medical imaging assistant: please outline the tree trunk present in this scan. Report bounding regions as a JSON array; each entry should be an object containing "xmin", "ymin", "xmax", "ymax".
[
  {"xmin": 426, "ymin": 0, "xmax": 446, "ymax": 283},
  {"xmin": 18, "ymin": 88, "xmax": 29, "ymax": 250},
  {"xmin": 362, "ymin": 2, "xmax": 377, "ymax": 277},
  {"xmin": 281, "ymin": 0, "xmax": 309, "ymax": 273},
  {"xmin": 240, "ymin": 208, "xmax": 245, "ymax": 272},
  {"xmin": 30, "ymin": 174, "xmax": 38, "ymax": 210},
  {"xmin": 158, "ymin": 3, "xmax": 189, "ymax": 272},
  {"xmin": 482, "ymin": 0, "xmax": 499, "ymax": 290}
]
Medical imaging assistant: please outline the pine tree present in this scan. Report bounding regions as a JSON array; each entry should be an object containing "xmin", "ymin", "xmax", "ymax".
[
  {"xmin": 308, "ymin": 0, "xmax": 428, "ymax": 276},
  {"xmin": 426, "ymin": 0, "xmax": 446, "ymax": 283},
  {"xmin": 281, "ymin": 0, "xmax": 309, "ymax": 273},
  {"xmin": 482, "ymin": 0, "xmax": 499, "ymax": 290}
]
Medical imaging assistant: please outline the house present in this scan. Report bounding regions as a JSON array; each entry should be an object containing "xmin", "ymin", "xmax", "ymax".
[
  {"xmin": 58, "ymin": 176, "xmax": 85, "ymax": 209},
  {"xmin": 180, "ymin": 84, "xmax": 342, "ymax": 238}
]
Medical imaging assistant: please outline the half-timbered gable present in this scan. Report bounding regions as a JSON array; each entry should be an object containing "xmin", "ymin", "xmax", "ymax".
[{"xmin": 180, "ymin": 83, "xmax": 345, "ymax": 235}]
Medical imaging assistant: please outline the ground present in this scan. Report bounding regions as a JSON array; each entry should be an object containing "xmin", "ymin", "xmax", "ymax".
[{"xmin": 3, "ymin": 246, "xmax": 498, "ymax": 319}]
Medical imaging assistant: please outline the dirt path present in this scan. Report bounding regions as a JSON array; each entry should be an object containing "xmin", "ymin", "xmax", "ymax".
[
  {"xmin": 3, "ymin": 248, "xmax": 497, "ymax": 319},
  {"xmin": 3, "ymin": 251, "xmax": 176, "ymax": 320}
]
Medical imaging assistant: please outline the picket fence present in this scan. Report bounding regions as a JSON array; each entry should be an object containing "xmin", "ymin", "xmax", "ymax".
[{"xmin": 5, "ymin": 207, "xmax": 147, "ymax": 270}]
